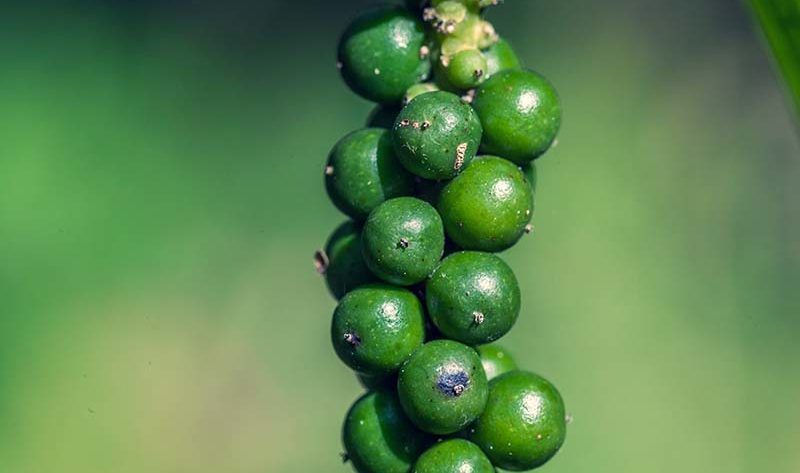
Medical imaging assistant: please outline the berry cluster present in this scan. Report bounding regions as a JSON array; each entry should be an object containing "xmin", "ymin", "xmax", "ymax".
[{"xmin": 316, "ymin": 2, "xmax": 567, "ymax": 471}]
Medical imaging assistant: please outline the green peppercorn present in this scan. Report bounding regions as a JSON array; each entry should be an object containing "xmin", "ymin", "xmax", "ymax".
[
  {"xmin": 326, "ymin": 128, "xmax": 415, "ymax": 220},
  {"xmin": 467, "ymin": 370, "xmax": 567, "ymax": 470},
  {"xmin": 343, "ymin": 390, "xmax": 431, "ymax": 473},
  {"xmin": 476, "ymin": 344, "xmax": 517, "ymax": 380},
  {"xmin": 444, "ymin": 48, "xmax": 487, "ymax": 90},
  {"xmin": 482, "ymin": 37, "xmax": 521, "ymax": 78},
  {"xmin": 338, "ymin": 7, "xmax": 431, "ymax": 104},
  {"xmin": 472, "ymin": 69, "xmax": 561, "ymax": 163},
  {"xmin": 426, "ymin": 251, "xmax": 520, "ymax": 344},
  {"xmin": 397, "ymin": 340, "xmax": 488, "ymax": 434},
  {"xmin": 392, "ymin": 91, "xmax": 482, "ymax": 180},
  {"xmin": 332, "ymin": 284, "xmax": 426, "ymax": 375},
  {"xmin": 362, "ymin": 197, "xmax": 445, "ymax": 285},
  {"xmin": 438, "ymin": 156, "xmax": 533, "ymax": 252},
  {"xmin": 318, "ymin": 221, "xmax": 375, "ymax": 299},
  {"xmin": 412, "ymin": 439, "xmax": 494, "ymax": 473}
]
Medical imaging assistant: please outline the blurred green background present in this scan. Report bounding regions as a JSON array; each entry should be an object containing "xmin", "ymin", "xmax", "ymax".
[{"xmin": 1, "ymin": 1, "xmax": 799, "ymax": 472}]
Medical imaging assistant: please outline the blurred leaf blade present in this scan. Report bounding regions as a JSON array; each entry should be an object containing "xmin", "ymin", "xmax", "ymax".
[{"xmin": 750, "ymin": 0, "xmax": 800, "ymax": 117}]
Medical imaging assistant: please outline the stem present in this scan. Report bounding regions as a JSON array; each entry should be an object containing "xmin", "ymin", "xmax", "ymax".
[{"xmin": 749, "ymin": 0, "xmax": 800, "ymax": 119}]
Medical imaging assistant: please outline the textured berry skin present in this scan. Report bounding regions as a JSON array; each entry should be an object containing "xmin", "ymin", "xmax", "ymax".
[
  {"xmin": 392, "ymin": 91, "xmax": 482, "ymax": 180},
  {"xmin": 343, "ymin": 390, "xmax": 431, "ymax": 473},
  {"xmin": 397, "ymin": 340, "xmax": 488, "ymax": 435},
  {"xmin": 322, "ymin": 221, "xmax": 376, "ymax": 299},
  {"xmin": 482, "ymin": 37, "xmax": 521, "ymax": 78},
  {"xmin": 366, "ymin": 105, "xmax": 402, "ymax": 129},
  {"xmin": 326, "ymin": 128, "xmax": 414, "ymax": 220},
  {"xmin": 332, "ymin": 284, "xmax": 426, "ymax": 375},
  {"xmin": 338, "ymin": 7, "xmax": 431, "ymax": 104},
  {"xmin": 426, "ymin": 251, "xmax": 520, "ymax": 344},
  {"xmin": 476, "ymin": 344, "xmax": 517, "ymax": 380},
  {"xmin": 472, "ymin": 69, "xmax": 561, "ymax": 164},
  {"xmin": 362, "ymin": 197, "xmax": 445, "ymax": 285},
  {"xmin": 438, "ymin": 156, "xmax": 533, "ymax": 252},
  {"xmin": 467, "ymin": 371, "xmax": 567, "ymax": 471},
  {"xmin": 412, "ymin": 439, "xmax": 495, "ymax": 473}
]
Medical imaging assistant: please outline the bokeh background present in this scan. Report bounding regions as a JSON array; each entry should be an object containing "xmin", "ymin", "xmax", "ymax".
[{"xmin": 1, "ymin": 0, "xmax": 799, "ymax": 472}]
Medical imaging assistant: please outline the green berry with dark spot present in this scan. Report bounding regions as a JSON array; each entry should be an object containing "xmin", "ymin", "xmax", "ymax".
[
  {"xmin": 445, "ymin": 48, "xmax": 487, "ymax": 90},
  {"xmin": 332, "ymin": 284, "xmax": 426, "ymax": 375},
  {"xmin": 326, "ymin": 128, "xmax": 415, "ymax": 220},
  {"xmin": 482, "ymin": 37, "xmax": 521, "ymax": 78},
  {"xmin": 397, "ymin": 340, "xmax": 488, "ymax": 435},
  {"xmin": 338, "ymin": 7, "xmax": 431, "ymax": 104},
  {"xmin": 472, "ymin": 69, "xmax": 561, "ymax": 164},
  {"xmin": 438, "ymin": 156, "xmax": 533, "ymax": 252},
  {"xmin": 319, "ymin": 221, "xmax": 376, "ymax": 299},
  {"xmin": 412, "ymin": 439, "xmax": 495, "ymax": 473},
  {"xmin": 366, "ymin": 105, "xmax": 402, "ymax": 129},
  {"xmin": 362, "ymin": 197, "xmax": 445, "ymax": 285},
  {"xmin": 426, "ymin": 251, "xmax": 520, "ymax": 344},
  {"xmin": 343, "ymin": 390, "xmax": 431, "ymax": 473},
  {"xmin": 476, "ymin": 344, "xmax": 517, "ymax": 380},
  {"xmin": 392, "ymin": 91, "xmax": 482, "ymax": 180},
  {"xmin": 467, "ymin": 370, "xmax": 567, "ymax": 471}
]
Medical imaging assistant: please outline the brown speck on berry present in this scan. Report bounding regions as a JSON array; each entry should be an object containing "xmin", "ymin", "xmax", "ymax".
[
  {"xmin": 397, "ymin": 238, "xmax": 410, "ymax": 249},
  {"xmin": 453, "ymin": 384, "xmax": 465, "ymax": 396},
  {"xmin": 473, "ymin": 311, "xmax": 485, "ymax": 325},
  {"xmin": 524, "ymin": 224, "xmax": 533, "ymax": 234},
  {"xmin": 313, "ymin": 250, "xmax": 329, "ymax": 274}
]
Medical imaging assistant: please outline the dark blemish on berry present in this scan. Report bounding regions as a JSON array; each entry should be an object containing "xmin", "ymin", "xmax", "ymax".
[
  {"xmin": 313, "ymin": 250, "xmax": 330, "ymax": 274},
  {"xmin": 397, "ymin": 238, "xmax": 410, "ymax": 249},
  {"xmin": 400, "ymin": 119, "xmax": 411, "ymax": 127},
  {"xmin": 343, "ymin": 331, "xmax": 362, "ymax": 347},
  {"xmin": 474, "ymin": 69, "xmax": 484, "ymax": 79},
  {"xmin": 472, "ymin": 311, "xmax": 485, "ymax": 325},
  {"xmin": 524, "ymin": 224, "xmax": 533, "ymax": 234},
  {"xmin": 437, "ymin": 369, "xmax": 470, "ymax": 397},
  {"xmin": 421, "ymin": 120, "xmax": 431, "ymax": 130}
]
